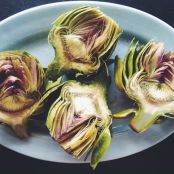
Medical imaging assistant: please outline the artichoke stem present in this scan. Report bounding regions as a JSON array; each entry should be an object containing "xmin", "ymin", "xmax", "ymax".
[
  {"xmin": 45, "ymin": 61, "xmax": 63, "ymax": 82},
  {"xmin": 129, "ymin": 107, "xmax": 159, "ymax": 133},
  {"xmin": 12, "ymin": 123, "xmax": 29, "ymax": 139}
]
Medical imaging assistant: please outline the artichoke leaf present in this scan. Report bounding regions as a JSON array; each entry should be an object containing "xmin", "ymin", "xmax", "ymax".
[
  {"xmin": 90, "ymin": 127, "xmax": 111, "ymax": 170},
  {"xmin": 114, "ymin": 55, "xmax": 124, "ymax": 91},
  {"xmin": 112, "ymin": 108, "xmax": 136, "ymax": 118}
]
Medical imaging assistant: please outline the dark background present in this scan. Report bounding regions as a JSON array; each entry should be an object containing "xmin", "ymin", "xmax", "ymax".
[{"xmin": 0, "ymin": 0, "xmax": 174, "ymax": 174}]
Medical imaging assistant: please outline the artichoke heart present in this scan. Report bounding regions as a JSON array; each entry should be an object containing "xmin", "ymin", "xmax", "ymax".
[
  {"xmin": 114, "ymin": 40, "xmax": 174, "ymax": 133},
  {"xmin": 0, "ymin": 51, "xmax": 44, "ymax": 138},
  {"xmin": 46, "ymin": 6, "xmax": 121, "ymax": 80},
  {"xmin": 46, "ymin": 69, "xmax": 111, "ymax": 168}
]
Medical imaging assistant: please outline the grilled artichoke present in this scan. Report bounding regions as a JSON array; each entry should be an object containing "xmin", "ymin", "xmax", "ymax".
[
  {"xmin": 46, "ymin": 68, "xmax": 112, "ymax": 169},
  {"xmin": 0, "ymin": 51, "xmax": 44, "ymax": 138},
  {"xmin": 113, "ymin": 40, "xmax": 174, "ymax": 133},
  {"xmin": 46, "ymin": 6, "xmax": 121, "ymax": 81}
]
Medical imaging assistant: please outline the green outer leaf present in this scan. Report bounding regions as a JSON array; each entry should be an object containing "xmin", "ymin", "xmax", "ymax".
[
  {"xmin": 112, "ymin": 108, "xmax": 136, "ymax": 118},
  {"xmin": 135, "ymin": 41, "xmax": 153, "ymax": 71},
  {"xmin": 122, "ymin": 39, "xmax": 139, "ymax": 82},
  {"xmin": 99, "ymin": 20, "xmax": 122, "ymax": 59},
  {"xmin": 101, "ymin": 30, "xmax": 122, "ymax": 62},
  {"xmin": 90, "ymin": 127, "xmax": 111, "ymax": 170},
  {"xmin": 30, "ymin": 78, "xmax": 66, "ymax": 119},
  {"xmin": 55, "ymin": 6, "xmax": 88, "ymax": 26},
  {"xmin": 125, "ymin": 45, "xmax": 137, "ymax": 79},
  {"xmin": 114, "ymin": 55, "xmax": 124, "ymax": 91},
  {"xmin": 45, "ymin": 77, "xmax": 62, "ymax": 91}
]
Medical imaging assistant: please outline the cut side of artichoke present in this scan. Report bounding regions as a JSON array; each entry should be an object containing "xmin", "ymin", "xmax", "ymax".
[
  {"xmin": 114, "ymin": 40, "xmax": 174, "ymax": 133},
  {"xmin": 0, "ymin": 51, "xmax": 44, "ymax": 138},
  {"xmin": 46, "ymin": 68, "xmax": 112, "ymax": 168},
  {"xmin": 46, "ymin": 6, "xmax": 121, "ymax": 81}
]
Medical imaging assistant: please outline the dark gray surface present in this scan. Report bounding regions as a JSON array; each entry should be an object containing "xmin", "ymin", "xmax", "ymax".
[{"xmin": 0, "ymin": 0, "xmax": 174, "ymax": 174}]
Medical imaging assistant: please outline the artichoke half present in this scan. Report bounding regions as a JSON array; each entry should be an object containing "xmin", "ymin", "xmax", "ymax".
[
  {"xmin": 46, "ymin": 6, "xmax": 121, "ymax": 80},
  {"xmin": 0, "ymin": 51, "xmax": 44, "ymax": 138},
  {"xmin": 46, "ymin": 69, "xmax": 112, "ymax": 169},
  {"xmin": 114, "ymin": 40, "xmax": 174, "ymax": 133}
]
